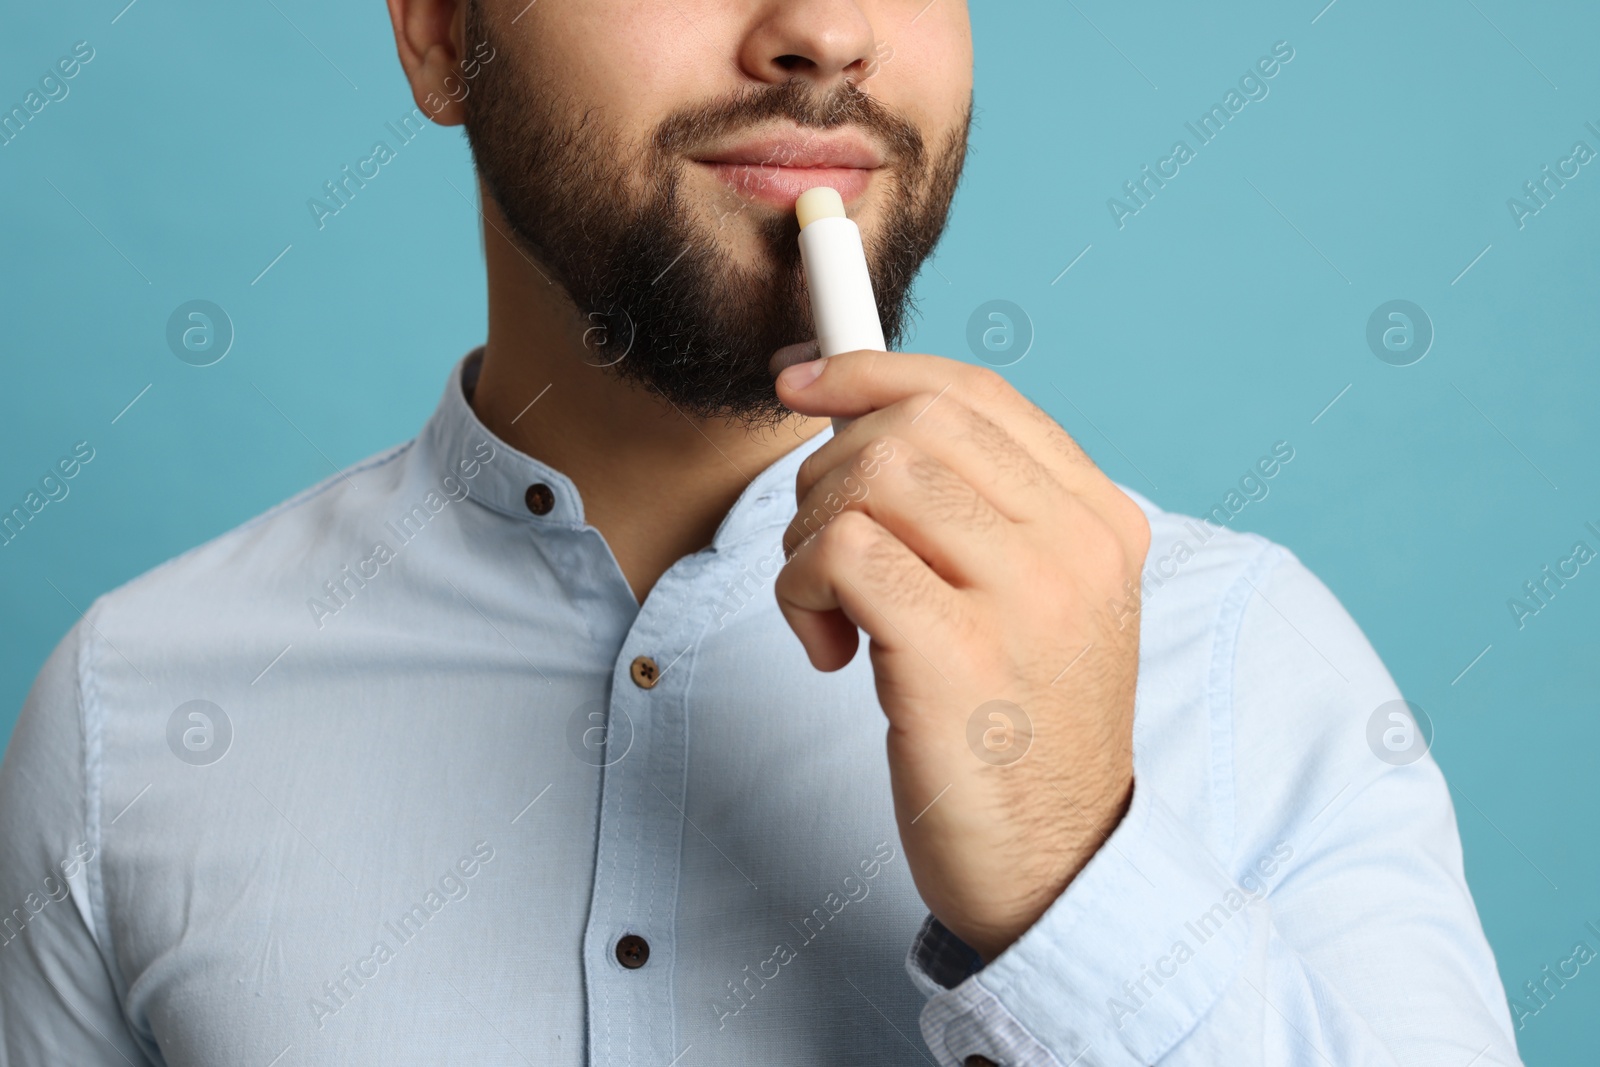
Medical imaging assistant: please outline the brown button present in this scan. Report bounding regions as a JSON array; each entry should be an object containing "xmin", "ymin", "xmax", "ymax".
[
  {"xmin": 963, "ymin": 1058, "xmax": 998, "ymax": 1067},
  {"xmin": 630, "ymin": 655, "xmax": 659, "ymax": 689},
  {"xmin": 524, "ymin": 483, "xmax": 554, "ymax": 516},
  {"xmin": 615, "ymin": 933, "xmax": 650, "ymax": 969}
]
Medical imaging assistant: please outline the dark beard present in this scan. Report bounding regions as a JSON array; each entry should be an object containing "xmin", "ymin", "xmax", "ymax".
[{"xmin": 460, "ymin": 3, "xmax": 970, "ymax": 429}]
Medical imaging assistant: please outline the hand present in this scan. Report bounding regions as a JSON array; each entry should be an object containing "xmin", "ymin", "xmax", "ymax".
[{"xmin": 770, "ymin": 348, "xmax": 1152, "ymax": 963}]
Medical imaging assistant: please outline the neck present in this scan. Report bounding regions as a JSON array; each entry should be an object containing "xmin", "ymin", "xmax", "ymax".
[{"xmin": 467, "ymin": 192, "xmax": 828, "ymax": 606}]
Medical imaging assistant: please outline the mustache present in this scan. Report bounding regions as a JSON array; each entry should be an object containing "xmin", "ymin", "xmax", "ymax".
[{"xmin": 650, "ymin": 78, "xmax": 925, "ymax": 172}]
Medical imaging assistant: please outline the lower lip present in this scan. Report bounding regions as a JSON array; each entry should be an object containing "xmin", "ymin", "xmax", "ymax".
[{"xmin": 698, "ymin": 163, "xmax": 875, "ymax": 209}]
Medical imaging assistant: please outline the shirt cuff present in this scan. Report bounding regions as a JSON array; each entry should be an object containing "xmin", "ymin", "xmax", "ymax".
[
  {"xmin": 907, "ymin": 913, "xmax": 985, "ymax": 996},
  {"xmin": 903, "ymin": 780, "xmax": 1259, "ymax": 1067}
]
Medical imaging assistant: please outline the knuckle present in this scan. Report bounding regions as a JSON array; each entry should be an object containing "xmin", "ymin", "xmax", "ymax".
[
  {"xmin": 1123, "ymin": 499, "xmax": 1152, "ymax": 563},
  {"xmin": 855, "ymin": 434, "xmax": 901, "ymax": 478},
  {"xmin": 863, "ymin": 434, "xmax": 900, "ymax": 463},
  {"xmin": 1097, "ymin": 487, "xmax": 1152, "ymax": 565},
  {"xmin": 1090, "ymin": 517, "xmax": 1137, "ymax": 580},
  {"xmin": 956, "ymin": 404, "xmax": 1050, "ymax": 493},
  {"xmin": 1059, "ymin": 497, "xmax": 1128, "ymax": 579},
  {"xmin": 905, "ymin": 454, "xmax": 997, "ymax": 532},
  {"xmin": 787, "ymin": 500, "xmax": 843, "ymax": 557},
  {"xmin": 818, "ymin": 508, "xmax": 879, "ymax": 560},
  {"xmin": 964, "ymin": 364, "xmax": 1009, "ymax": 402},
  {"xmin": 795, "ymin": 450, "xmax": 822, "ymax": 497}
]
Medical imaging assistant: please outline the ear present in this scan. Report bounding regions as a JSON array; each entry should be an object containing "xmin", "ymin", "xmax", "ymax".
[{"xmin": 385, "ymin": 0, "xmax": 472, "ymax": 126}]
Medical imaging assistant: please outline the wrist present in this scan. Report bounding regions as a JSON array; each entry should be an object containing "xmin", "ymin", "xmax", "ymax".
[{"xmin": 963, "ymin": 772, "xmax": 1135, "ymax": 963}]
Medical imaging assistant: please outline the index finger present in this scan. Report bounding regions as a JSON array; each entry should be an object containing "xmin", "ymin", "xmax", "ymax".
[{"xmin": 775, "ymin": 348, "xmax": 1100, "ymax": 485}]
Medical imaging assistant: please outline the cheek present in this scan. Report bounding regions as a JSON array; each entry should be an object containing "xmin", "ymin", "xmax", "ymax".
[
  {"xmin": 531, "ymin": 0, "xmax": 722, "ymax": 126},
  {"xmin": 872, "ymin": 8, "xmax": 972, "ymax": 125}
]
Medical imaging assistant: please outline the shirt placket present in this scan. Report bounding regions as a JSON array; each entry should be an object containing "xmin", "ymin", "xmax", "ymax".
[{"xmin": 582, "ymin": 556, "xmax": 704, "ymax": 1067}]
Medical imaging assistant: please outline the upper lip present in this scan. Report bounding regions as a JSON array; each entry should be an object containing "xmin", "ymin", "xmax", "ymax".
[{"xmin": 694, "ymin": 128, "xmax": 884, "ymax": 170}]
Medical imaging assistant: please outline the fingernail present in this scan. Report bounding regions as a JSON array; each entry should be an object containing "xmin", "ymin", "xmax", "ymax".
[
  {"xmin": 779, "ymin": 357, "xmax": 826, "ymax": 390},
  {"xmin": 769, "ymin": 339, "xmax": 820, "ymax": 377}
]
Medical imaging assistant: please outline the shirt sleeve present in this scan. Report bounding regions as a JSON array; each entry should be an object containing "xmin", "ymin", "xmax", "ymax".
[
  {"xmin": 903, "ymin": 547, "xmax": 1523, "ymax": 1067},
  {"xmin": 0, "ymin": 614, "xmax": 149, "ymax": 1066}
]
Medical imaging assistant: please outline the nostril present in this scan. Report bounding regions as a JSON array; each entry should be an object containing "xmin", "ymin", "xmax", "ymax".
[{"xmin": 774, "ymin": 54, "xmax": 810, "ymax": 72}]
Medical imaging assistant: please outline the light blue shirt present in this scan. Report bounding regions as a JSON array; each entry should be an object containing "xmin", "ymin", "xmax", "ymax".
[{"xmin": 0, "ymin": 350, "xmax": 1521, "ymax": 1066}]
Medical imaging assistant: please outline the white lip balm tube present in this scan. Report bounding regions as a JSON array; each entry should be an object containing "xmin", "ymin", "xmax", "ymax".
[{"xmin": 796, "ymin": 186, "xmax": 885, "ymax": 433}]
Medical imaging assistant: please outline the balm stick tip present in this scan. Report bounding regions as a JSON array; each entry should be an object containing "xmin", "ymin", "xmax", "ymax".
[{"xmin": 795, "ymin": 186, "xmax": 846, "ymax": 229}]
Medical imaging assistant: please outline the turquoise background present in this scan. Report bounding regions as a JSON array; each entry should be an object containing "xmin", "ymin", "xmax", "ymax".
[{"xmin": 2, "ymin": 1, "xmax": 1595, "ymax": 1060}]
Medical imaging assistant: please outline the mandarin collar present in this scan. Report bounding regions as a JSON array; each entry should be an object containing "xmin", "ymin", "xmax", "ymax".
[{"xmin": 417, "ymin": 347, "xmax": 833, "ymax": 550}]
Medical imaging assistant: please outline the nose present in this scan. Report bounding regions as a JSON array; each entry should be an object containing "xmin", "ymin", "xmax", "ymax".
[{"xmin": 737, "ymin": 1, "xmax": 880, "ymax": 87}]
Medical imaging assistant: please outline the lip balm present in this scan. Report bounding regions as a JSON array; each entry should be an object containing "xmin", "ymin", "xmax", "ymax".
[{"xmin": 796, "ymin": 186, "xmax": 885, "ymax": 433}]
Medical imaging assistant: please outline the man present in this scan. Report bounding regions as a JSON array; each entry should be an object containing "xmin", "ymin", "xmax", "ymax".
[{"xmin": 0, "ymin": 1, "xmax": 1520, "ymax": 1064}]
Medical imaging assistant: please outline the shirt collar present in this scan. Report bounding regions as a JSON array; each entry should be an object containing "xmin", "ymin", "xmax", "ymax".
[{"xmin": 418, "ymin": 347, "xmax": 834, "ymax": 549}]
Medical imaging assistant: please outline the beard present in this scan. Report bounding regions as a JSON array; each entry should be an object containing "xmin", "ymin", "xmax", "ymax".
[{"xmin": 459, "ymin": 3, "xmax": 971, "ymax": 429}]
